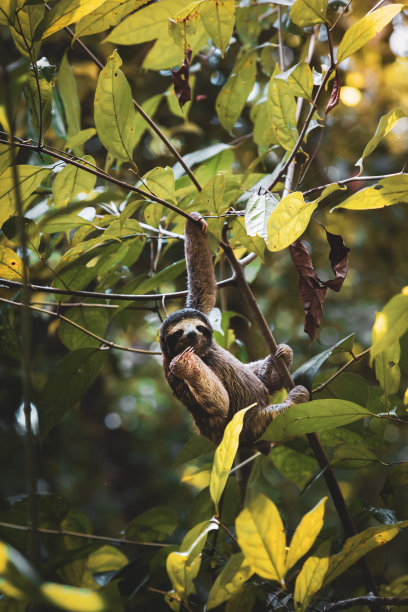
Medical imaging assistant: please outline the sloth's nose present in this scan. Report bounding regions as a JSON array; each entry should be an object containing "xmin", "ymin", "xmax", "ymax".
[{"xmin": 186, "ymin": 330, "xmax": 198, "ymax": 340}]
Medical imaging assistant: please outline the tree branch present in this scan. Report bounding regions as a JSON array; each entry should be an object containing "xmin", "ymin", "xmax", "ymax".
[{"xmin": 324, "ymin": 595, "xmax": 408, "ymax": 611}]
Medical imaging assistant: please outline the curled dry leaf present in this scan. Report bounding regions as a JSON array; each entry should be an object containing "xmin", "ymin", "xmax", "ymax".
[
  {"xmin": 325, "ymin": 70, "xmax": 341, "ymax": 115},
  {"xmin": 172, "ymin": 49, "xmax": 192, "ymax": 108}
]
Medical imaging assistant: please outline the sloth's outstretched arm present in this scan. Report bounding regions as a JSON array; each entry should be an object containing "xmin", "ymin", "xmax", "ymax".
[
  {"xmin": 169, "ymin": 348, "xmax": 229, "ymax": 416},
  {"xmin": 240, "ymin": 385, "xmax": 310, "ymax": 444},
  {"xmin": 185, "ymin": 212, "xmax": 217, "ymax": 315}
]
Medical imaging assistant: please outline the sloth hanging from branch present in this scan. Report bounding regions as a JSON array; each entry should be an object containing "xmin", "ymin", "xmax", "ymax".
[{"xmin": 159, "ymin": 213, "xmax": 310, "ymax": 451}]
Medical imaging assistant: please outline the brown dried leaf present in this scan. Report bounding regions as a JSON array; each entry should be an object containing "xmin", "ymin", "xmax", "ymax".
[
  {"xmin": 324, "ymin": 230, "xmax": 350, "ymax": 292},
  {"xmin": 325, "ymin": 70, "xmax": 341, "ymax": 115},
  {"xmin": 171, "ymin": 49, "xmax": 192, "ymax": 109}
]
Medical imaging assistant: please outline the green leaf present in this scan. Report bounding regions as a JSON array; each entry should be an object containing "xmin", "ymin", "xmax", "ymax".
[
  {"xmin": 375, "ymin": 341, "xmax": 401, "ymax": 396},
  {"xmin": 106, "ymin": 0, "xmax": 190, "ymax": 44},
  {"xmin": 64, "ymin": 129, "xmax": 96, "ymax": 152},
  {"xmin": 266, "ymin": 192, "xmax": 317, "ymax": 252},
  {"xmin": 166, "ymin": 520, "xmax": 218, "ymax": 602},
  {"xmin": 9, "ymin": 0, "xmax": 44, "ymax": 59},
  {"xmin": 94, "ymin": 50, "xmax": 137, "ymax": 162},
  {"xmin": 24, "ymin": 72, "xmax": 52, "ymax": 136},
  {"xmin": 371, "ymin": 289, "xmax": 408, "ymax": 360},
  {"xmin": 331, "ymin": 443, "xmax": 379, "ymax": 469},
  {"xmin": 200, "ymin": 0, "xmax": 235, "ymax": 57},
  {"xmin": 267, "ymin": 78, "xmax": 298, "ymax": 151},
  {"xmin": 192, "ymin": 173, "xmax": 226, "ymax": 215},
  {"xmin": 290, "ymin": 0, "xmax": 328, "ymax": 27},
  {"xmin": 144, "ymin": 166, "xmax": 176, "ymax": 204},
  {"xmin": 293, "ymin": 541, "xmax": 331, "ymax": 612},
  {"xmin": 286, "ymin": 497, "xmax": 327, "ymax": 571},
  {"xmin": 134, "ymin": 94, "xmax": 162, "ymax": 146},
  {"xmin": 252, "ymin": 101, "xmax": 278, "ymax": 150},
  {"xmin": 336, "ymin": 4, "xmax": 403, "ymax": 64},
  {"xmin": 41, "ymin": 582, "xmax": 105, "ymax": 611},
  {"xmin": 292, "ymin": 333, "xmax": 355, "ymax": 389},
  {"xmin": 270, "ymin": 446, "xmax": 318, "ymax": 490},
  {"xmin": 324, "ymin": 521, "xmax": 408, "ymax": 586},
  {"xmin": 216, "ymin": 51, "xmax": 257, "ymax": 132},
  {"xmin": 2, "ymin": 216, "xmax": 41, "ymax": 252},
  {"xmin": 236, "ymin": 493, "xmax": 286, "ymax": 585},
  {"xmin": 356, "ymin": 108, "xmax": 407, "ymax": 168},
  {"xmin": 58, "ymin": 54, "xmax": 81, "ymax": 138},
  {"xmin": 36, "ymin": 0, "xmax": 108, "ymax": 39},
  {"xmin": 210, "ymin": 405, "xmax": 252, "ymax": 513},
  {"xmin": 0, "ymin": 165, "xmax": 50, "ymax": 225},
  {"xmin": 173, "ymin": 435, "xmax": 215, "ymax": 468},
  {"xmin": 58, "ymin": 307, "xmax": 109, "ymax": 350},
  {"xmin": 125, "ymin": 507, "xmax": 178, "ymax": 542},
  {"xmin": 134, "ymin": 260, "xmax": 186, "ymax": 295},
  {"xmin": 82, "ymin": 545, "xmax": 128, "ymax": 589},
  {"xmin": 38, "ymin": 348, "xmax": 107, "ymax": 443},
  {"xmin": 260, "ymin": 399, "xmax": 371, "ymax": 442},
  {"xmin": 75, "ymin": 0, "xmax": 150, "ymax": 39},
  {"xmin": 207, "ymin": 552, "xmax": 253, "ymax": 610},
  {"xmin": 0, "ymin": 304, "xmax": 21, "ymax": 362},
  {"xmin": 275, "ymin": 62, "xmax": 313, "ymax": 100},
  {"xmin": 53, "ymin": 157, "xmax": 96, "ymax": 208},
  {"xmin": 168, "ymin": 2, "xmax": 200, "ymax": 51},
  {"xmin": 0, "ymin": 143, "xmax": 17, "ymax": 175},
  {"xmin": 0, "ymin": 246, "xmax": 24, "ymax": 281},
  {"xmin": 231, "ymin": 217, "xmax": 265, "ymax": 261}
]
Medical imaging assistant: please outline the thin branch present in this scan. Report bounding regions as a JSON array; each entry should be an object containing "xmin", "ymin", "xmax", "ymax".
[
  {"xmin": 0, "ymin": 296, "xmax": 161, "ymax": 355},
  {"xmin": 220, "ymin": 230, "xmax": 378, "ymax": 599},
  {"xmin": 0, "ymin": 521, "xmax": 168, "ymax": 548},
  {"xmin": 313, "ymin": 348, "xmax": 370, "ymax": 394},
  {"xmin": 229, "ymin": 451, "xmax": 260, "ymax": 474},
  {"xmin": 324, "ymin": 595, "xmax": 408, "ymax": 611},
  {"xmin": 147, "ymin": 588, "xmax": 190, "ymax": 611},
  {"xmin": 0, "ymin": 275, "xmax": 236, "ymax": 301},
  {"xmin": 277, "ymin": 5, "xmax": 285, "ymax": 71},
  {"xmin": 45, "ymin": 2, "xmax": 202, "ymax": 192},
  {"xmin": 303, "ymin": 172, "xmax": 408, "ymax": 198}
]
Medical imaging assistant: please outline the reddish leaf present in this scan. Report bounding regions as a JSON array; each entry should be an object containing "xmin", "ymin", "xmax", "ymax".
[
  {"xmin": 171, "ymin": 49, "xmax": 192, "ymax": 108},
  {"xmin": 325, "ymin": 70, "xmax": 341, "ymax": 115},
  {"xmin": 324, "ymin": 230, "xmax": 350, "ymax": 292}
]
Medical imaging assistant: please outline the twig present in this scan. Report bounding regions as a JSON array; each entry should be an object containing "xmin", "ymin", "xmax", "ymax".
[
  {"xmin": 147, "ymin": 587, "xmax": 190, "ymax": 610},
  {"xmin": 220, "ymin": 229, "xmax": 378, "ymax": 600},
  {"xmin": 303, "ymin": 172, "xmax": 408, "ymax": 198},
  {"xmin": 229, "ymin": 451, "xmax": 260, "ymax": 474},
  {"xmin": 0, "ymin": 296, "xmax": 161, "ymax": 354},
  {"xmin": 313, "ymin": 348, "xmax": 370, "ymax": 394},
  {"xmin": 44, "ymin": 2, "xmax": 202, "ymax": 192},
  {"xmin": 324, "ymin": 595, "xmax": 408, "ymax": 611},
  {"xmin": 0, "ymin": 521, "xmax": 168, "ymax": 548},
  {"xmin": 277, "ymin": 5, "xmax": 285, "ymax": 71}
]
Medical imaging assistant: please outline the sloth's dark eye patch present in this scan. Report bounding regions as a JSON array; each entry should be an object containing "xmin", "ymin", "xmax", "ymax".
[
  {"xmin": 169, "ymin": 329, "xmax": 183, "ymax": 340},
  {"xmin": 197, "ymin": 325, "xmax": 211, "ymax": 337}
]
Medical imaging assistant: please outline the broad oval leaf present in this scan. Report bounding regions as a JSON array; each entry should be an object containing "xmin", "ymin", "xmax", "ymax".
[
  {"xmin": 336, "ymin": 4, "xmax": 403, "ymax": 65},
  {"xmin": 266, "ymin": 192, "xmax": 317, "ymax": 252},
  {"xmin": 274, "ymin": 61, "xmax": 313, "ymax": 100},
  {"xmin": 207, "ymin": 552, "xmax": 253, "ymax": 610},
  {"xmin": 0, "ymin": 245, "xmax": 24, "ymax": 281},
  {"xmin": 37, "ymin": 0, "xmax": 108, "ymax": 39},
  {"xmin": 41, "ymin": 582, "xmax": 105, "ymax": 611},
  {"xmin": 286, "ymin": 497, "xmax": 327, "ymax": 571},
  {"xmin": 94, "ymin": 50, "xmax": 137, "ymax": 162},
  {"xmin": 0, "ymin": 143, "xmax": 17, "ymax": 175},
  {"xmin": 216, "ymin": 51, "xmax": 257, "ymax": 132},
  {"xmin": 371, "ymin": 289, "xmax": 408, "ymax": 360},
  {"xmin": 293, "ymin": 541, "xmax": 331, "ymax": 612},
  {"xmin": 64, "ymin": 129, "xmax": 96, "ymax": 152},
  {"xmin": 125, "ymin": 507, "xmax": 178, "ymax": 542},
  {"xmin": 260, "ymin": 399, "xmax": 371, "ymax": 442},
  {"xmin": 9, "ymin": 0, "xmax": 44, "ymax": 58},
  {"xmin": 0, "ymin": 165, "xmax": 51, "ymax": 225},
  {"xmin": 290, "ymin": 0, "xmax": 328, "ymax": 27},
  {"xmin": 192, "ymin": 173, "xmax": 226, "ymax": 215},
  {"xmin": 333, "ymin": 175, "xmax": 408, "ymax": 211},
  {"xmin": 24, "ymin": 72, "xmax": 52, "ymax": 136},
  {"xmin": 144, "ymin": 166, "xmax": 176, "ymax": 204},
  {"xmin": 236, "ymin": 493, "xmax": 286, "ymax": 585},
  {"xmin": 267, "ymin": 79, "xmax": 298, "ymax": 151},
  {"xmin": 2, "ymin": 216, "xmax": 41, "ymax": 252},
  {"xmin": 245, "ymin": 189, "xmax": 278, "ymax": 239},
  {"xmin": 210, "ymin": 405, "xmax": 252, "ymax": 513},
  {"xmin": 375, "ymin": 341, "xmax": 401, "ymax": 396},
  {"xmin": 38, "ymin": 348, "xmax": 107, "ymax": 443},
  {"xmin": 200, "ymin": 0, "xmax": 235, "ymax": 57},
  {"xmin": 53, "ymin": 157, "xmax": 96, "ymax": 208},
  {"xmin": 356, "ymin": 108, "xmax": 407, "ymax": 168},
  {"xmin": 59, "ymin": 307, "xmax": 109, "ymax": 350},
  {"xmin": 75, "ymin": 0, "xmax": 149, "ymax": 39}
]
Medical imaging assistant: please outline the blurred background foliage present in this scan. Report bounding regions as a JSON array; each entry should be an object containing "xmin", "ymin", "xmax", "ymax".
[{"xmin": 0, "ymin": 0, "xmax": 408, "ymax": 607}]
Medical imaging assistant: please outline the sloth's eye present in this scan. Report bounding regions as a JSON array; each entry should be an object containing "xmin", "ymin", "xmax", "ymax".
[
  {"xmin": 170, "ymin": 330, "xmax": 183, "ymax": 340},
  {"xmin": 197, "ymin": 325, "xmax": 209, "ymax": 334}
]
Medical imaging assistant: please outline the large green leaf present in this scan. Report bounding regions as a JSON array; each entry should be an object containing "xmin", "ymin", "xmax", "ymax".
[
  {"xmin": 266, "ymin": 192, "xmax": 317, "ymax": 251},
  {"xmin": 53, "ymin": 157, "xmax": 96, "ymax": 208},
  {"xmin": 200, "ymin": 0, "xmax": 235, "ymax": 57},
  {"xmin": 216, "ymin": 51, "xmax": 257, "ymax": 132},
  {"xmin": 125, "ymin": 507, "xmax": 178, "ymax": 542},
  {"xmin": 192, "ymin": 173, "xmax": 226, "ymax": 215},
  {"xmin": 75, "ymin": 0, "xmax": 149, "ymax": 38},
  {"xmin": 375, "ymin": 341, "xmax": 401, "ymax": 396},
  {"xmin": 274, "ymin": 62, "xmax": 313, "ymax": 100},
  {"xmin": 260, "ymin": 399, "xmax": 371, "ymax": 442},
  {"xmin": 58, "ymin": 307, "xmax": 109, "ymax": 350},
  {"xmin": 336, "ymin": 4, "xmax": 403, "ymax": 64},
  {"xmin": 9, "ymin": 0, "xmax": 44, "ymax": 59},
  {"xmin": 94, "ymin": 50, "xmax": 137, "ymax": 162},
  {"xmin": 58, "ymin": 53, "xmax": 81, "ymax": 138},
  {"xmin": 24, "ymin": 72, "xmax": 52, "ymax": 136},
  {"xmin": 209, "ymin": 405, "xmax": 252, "ymax": 513},
  {"xmin": 289, "ymin": 0, "xmax": 328, "ymax": 27},
  {"xmin": 267, "ymin": 78, "xmax": 298, "ymax": 151},
  {"xmin": 38, "ymin": 348, "xmax": 107, "ymax": 443}
]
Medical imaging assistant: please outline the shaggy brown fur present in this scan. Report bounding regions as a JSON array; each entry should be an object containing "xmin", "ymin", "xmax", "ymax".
[{"xmin": 159, "ymin": 213, "xmax": 309, "ymax": 449}]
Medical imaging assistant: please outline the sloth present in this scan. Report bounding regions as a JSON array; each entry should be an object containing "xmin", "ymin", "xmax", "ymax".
[{"xmin": 159, "ymin": 213, "xmax": 309, "ymax": 450}]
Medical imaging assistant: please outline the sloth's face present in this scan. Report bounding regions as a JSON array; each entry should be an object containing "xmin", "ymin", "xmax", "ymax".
[{"xmin": 165, "ymin": 317, "xmax": 213, "ymax": 357}]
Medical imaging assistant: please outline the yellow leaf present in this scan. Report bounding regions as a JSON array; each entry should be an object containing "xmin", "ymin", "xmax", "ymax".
[
  {"xmin": 94, "ymin": 50, "xmax": 137, "ymax": 162},
  {"xmin": 75, "ymin": 0, "xmax": 150, "ymax": 39},
  {"xmin": 286, "ymin": 498, "xmax": 327, "ymax": 571},
  {"xmin": 41, "ymin": 583, "xmax": 105, "ymax": 611},
  {"xmin": 375, "ymin": 341, "xmax": 401, "ymax": 395},
  {"xmin": 236, "ymin": 493, "xmax": 286, "ymax": 585},
  {"xmin": 337, "ymin": 4, "xmax": 403, "ymax": 64},
  {"xmin": 289, "ymin": 0, "xmax": 328, "ymax": 27},
  {"xmin": 356, "ymin": 108, "xmax": 407, "ymax": 168},
  {"xmin": 9, "ymin": 0, "xmax": 44, "ymax": 58},
  {"xmin": 200, "ymin": 0, "xmax": 235, "ymax": 57},
  {"xmin": 0, "ymin": 165, "xmax": 51, "ymax": 225},
  {"xmin": 209, "ymin": 405, "xmax": 253, "ymax": 513},
  {"xmin": 0, "ymin": 246, "xmax": 24, "ymax": 281},
  {"xmin": 267, "ymin": 79, "xmax": 298, "ymax": 151},
  {"xmin": 371, "ymin": 291, "xmax": 408, "ymax": 361},
  {"xmin": 168, "ymin": 2, "xmax": 201, "ymax": 51},
  {"xmin": 207, "ymin": 552, "xmax": 253, "ymax": 610},
  {"xmin": 38, "ymin": 0, "xmax": 108, "ymax": 39},
  {"xmin": 293, "ymin": 542, "xmax": 330, "ymax": 612},
  {"xmin": 266, "ymin": 192, "xmax": 317, "ymax": 251}
]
